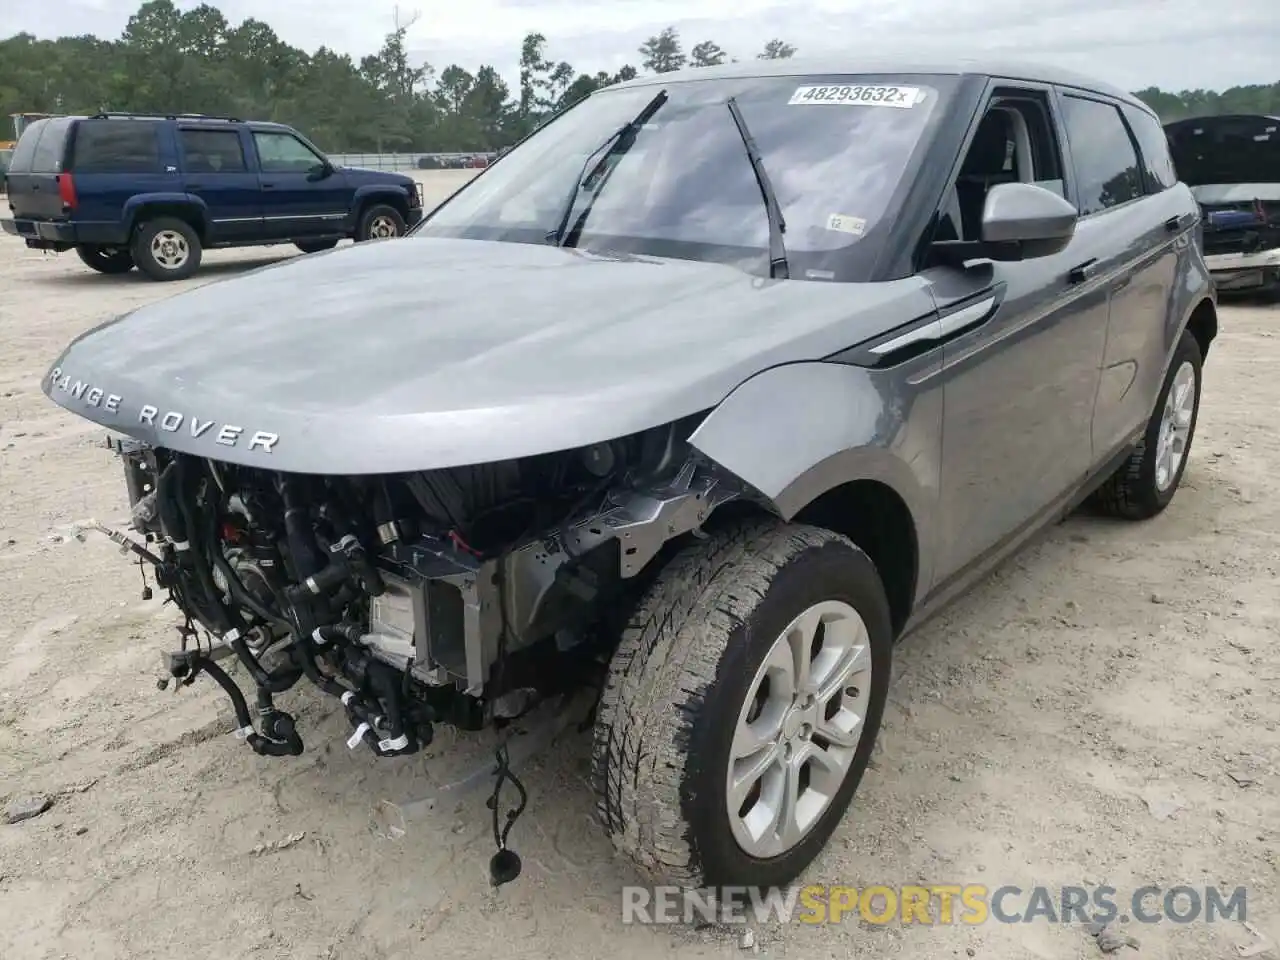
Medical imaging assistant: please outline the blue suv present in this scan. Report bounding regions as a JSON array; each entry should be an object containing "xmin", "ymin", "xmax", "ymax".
[{"xmin": 1, "ymin": 113, "xmax": 423, "ymax": 281}]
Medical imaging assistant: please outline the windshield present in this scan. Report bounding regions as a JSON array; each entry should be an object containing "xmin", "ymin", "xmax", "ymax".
[{"xmin": 414, "ymin": 74, "xmax": 955, "ymax": 281}]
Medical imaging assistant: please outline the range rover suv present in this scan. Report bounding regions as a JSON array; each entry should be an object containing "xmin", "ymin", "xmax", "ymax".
[{"xmin": 41, "ymin": 57, "xmax": 1215, "ymax": 892}]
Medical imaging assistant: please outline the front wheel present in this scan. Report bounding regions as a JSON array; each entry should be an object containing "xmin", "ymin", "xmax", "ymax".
[
  {"xmin": 1093, "ymin": 329, "xmax": 1203, "ymax": 519},
  {"xmin": 592, "ymin": 520, "xmax": 892, "ymax": 890},
  {"xmin": 75, "ymin": 244, "xmax": 135, "ymax": 275},
  {"xmin": 131, "ymin": 217, "xmax": 202, "ymax": 281},
  {"xmin": 354, "ymin": 204, "xmax": 406, "ymax": 242}
]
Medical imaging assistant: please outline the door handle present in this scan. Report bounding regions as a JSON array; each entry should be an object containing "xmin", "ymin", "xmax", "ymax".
[
  {"xmin": 1068, "ymin": 259, "xmax": 1098, "ymax": 284},
  {"xmin": 186, "ymin": 183, "xmax": 205, "ymax": 190},
  {"xmin": 260, "ymin": 182, "xmax": 277, "ymax": 189},
  {"xmin": 1164, "ymin": 214, "xmax": 1190, "ymax": 233}
]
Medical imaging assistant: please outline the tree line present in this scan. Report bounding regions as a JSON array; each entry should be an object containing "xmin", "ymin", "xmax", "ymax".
[{"xmin": 1, "ymin": 0, "xmax": 1277, "ymax": 155}]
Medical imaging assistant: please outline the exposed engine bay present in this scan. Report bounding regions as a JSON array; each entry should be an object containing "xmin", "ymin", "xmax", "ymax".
[{"xmin": 103, "ymin": 413, "xmax": 742, "ymax": 773}]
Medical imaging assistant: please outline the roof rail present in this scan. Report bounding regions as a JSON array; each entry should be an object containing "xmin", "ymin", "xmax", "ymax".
[{"xmin": 87, "ymin": 112, "xmax": 244, "ymax": 123}]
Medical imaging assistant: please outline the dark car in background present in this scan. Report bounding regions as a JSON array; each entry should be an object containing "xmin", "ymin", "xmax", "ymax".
[
  {"xmin": 1, "ymin": 113, "xmax": 423, "ymax": 280},
  {"xmin": 1165, "ymin": 113, "xmax": 1280, "ymax": 294}
]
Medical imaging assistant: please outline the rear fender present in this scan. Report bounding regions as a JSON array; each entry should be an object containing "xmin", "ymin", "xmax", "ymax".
[{"xmin": 124, "ymin": 193, "xmax": 209, "ymax": 235}]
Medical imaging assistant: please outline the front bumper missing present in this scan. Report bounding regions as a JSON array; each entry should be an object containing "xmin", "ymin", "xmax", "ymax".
[
  {"xmin": 109, "ymin": 432, "xmax": 747, "ymax": 701},
  {"xmin": 363, "ymin": 456, "xmax": 744, "ymax": 695},
  {"xmin": 372, "ymin": 688, "xmax": 594, "ymax": 838}
]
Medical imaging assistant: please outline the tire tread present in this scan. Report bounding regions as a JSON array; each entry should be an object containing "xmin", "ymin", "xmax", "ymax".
[{"xmin": 590, "ymin": 520, "xmax": 867, "ymax": 886}]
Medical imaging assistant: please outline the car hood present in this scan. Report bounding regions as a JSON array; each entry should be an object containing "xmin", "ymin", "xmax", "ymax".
[
  {"xmin": 337, "ymin": 166, "xmax": 413, "ymax": 187},
  {"xmin": 42, "ymin": 237, "xmax": 932, "ymax": 474},
  {"xmin": 1166, "ymin": 114, "xmax": 1280, "ymax": 189}
]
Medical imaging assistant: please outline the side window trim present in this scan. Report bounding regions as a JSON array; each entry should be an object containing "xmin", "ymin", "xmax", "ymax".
[
  {"xmin": 1120, "ymin": 104, "xmax": 1176, "ymax": 196},
  {"xmin": 1046, "ymin": 86, "xmax": 1080, "ymax": 211},
  {"xmin": 1054, "ymin": 88, "xmax": 1147, "ymax": 219},
  {"xmin": 1113, "ymin": 106, "xmax": 1157, "ymax": 197}
]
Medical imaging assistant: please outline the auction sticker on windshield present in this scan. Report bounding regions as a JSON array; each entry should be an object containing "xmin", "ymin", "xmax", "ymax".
[
  {"xmin": 788, "ymin": 85, "xmax": 924, "ymax": 108},
  {"xmin": 825, "ymin": 213, "xmax": 867, "ymax": 236}
]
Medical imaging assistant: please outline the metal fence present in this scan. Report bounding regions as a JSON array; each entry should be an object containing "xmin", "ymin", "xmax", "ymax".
[{"xmin": 328, "ymin": 152, "xmax": 496, "ymax": 172}]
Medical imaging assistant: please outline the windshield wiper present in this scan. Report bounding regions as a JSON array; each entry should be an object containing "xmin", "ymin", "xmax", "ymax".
[
  {"xmin": 546, "ymin": 88, "xmax": 669, "ymax": 247},
  {"xmin": 725, "ymin": 97, "xmax": 789, "ymax": 280}
]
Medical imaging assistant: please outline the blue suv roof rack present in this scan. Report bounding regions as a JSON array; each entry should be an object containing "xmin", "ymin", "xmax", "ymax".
[{"xmin": 87, "ymin": 112, "xmax": 244, "ymax": 123}]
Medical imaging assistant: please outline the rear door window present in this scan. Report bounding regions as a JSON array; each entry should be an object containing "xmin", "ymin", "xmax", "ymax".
[
  {"xmin": 69, "ymin": 120, "xmax": 163, "ymax": 173},
  {"xmin": 180, "ymin": 129, "xmax": 247, "ymax": 173},
  {"xmin": 1059, "ymin": 95, "xmax": 1144, "ymax": 215}
]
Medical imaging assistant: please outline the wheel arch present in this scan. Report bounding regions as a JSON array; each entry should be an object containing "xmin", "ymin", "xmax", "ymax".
[
  {"xmin": 689, "ymin": 360, "xmax": 930, "ymax": 637},
  {"xmin": 1183, "ymin": 296, "xmax": 1218, "ymax": 361},
  {"xmin": 124, "ymin": 194, "xmax": 209, "ymax": 241},
  {"xmin": 352, "ymin": 185, "xmax": 410, "ymax": 221}
]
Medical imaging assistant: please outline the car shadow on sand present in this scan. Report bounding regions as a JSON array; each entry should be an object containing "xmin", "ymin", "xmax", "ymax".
[{"xmin": 26, "ymin": 253, "xmax": 295, "ymax": 287}]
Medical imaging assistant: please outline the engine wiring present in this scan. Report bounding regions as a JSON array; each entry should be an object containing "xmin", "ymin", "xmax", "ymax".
[{"xmin": 86, "ymin": 420, "xmax": 698, "ymax": 885}]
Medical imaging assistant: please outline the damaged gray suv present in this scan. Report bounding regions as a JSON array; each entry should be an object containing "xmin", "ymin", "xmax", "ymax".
[{"xmin": 43, "ymin": 57, "xmax": 1217, "ymax": 892}]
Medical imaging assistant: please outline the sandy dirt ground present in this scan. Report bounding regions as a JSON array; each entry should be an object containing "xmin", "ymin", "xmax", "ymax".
[{"xmin": 1, "ymin": 172, "xmax": 1278, "ymax": 960}]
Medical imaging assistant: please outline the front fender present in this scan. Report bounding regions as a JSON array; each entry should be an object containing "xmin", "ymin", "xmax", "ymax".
[
  {"xmin": 352, "ymin": 183, "xmax": 412, "ymax": 208},
  {"xmin": 688, "ymin": 359, "xmax": 942, "ymax": 571}
]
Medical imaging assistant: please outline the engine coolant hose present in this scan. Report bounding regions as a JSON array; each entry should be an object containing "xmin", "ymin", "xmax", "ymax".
[
  {"xmin": 295, "ymin": 625, "xmax": 356, "ymax": 699},
  {"xmin": 254, "ymin": 686, "xmax": 304, "ymax": 756},
  {"xmin": 279, "ymin": 477, "xmax": 322, "ymax": 581},
  {"xmin": 231, "ymin": 636, "xmax": 302, "ymax": 694},
  {"xmin": 155, "ymin": 461, "xmax": 188, "ymax": 550},
  {"xmin": 195, "ymin": 657, "xmax": 302, "ymax": 757},
  {"xmin": 367, "ymin": 660, "xmax": 410, "ymax": 746}
]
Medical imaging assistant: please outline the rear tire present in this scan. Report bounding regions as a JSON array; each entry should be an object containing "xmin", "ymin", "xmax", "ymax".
[
  {"xmin": 75, "ymin": 244, "xmax": 135, "ymax": 275},
  {"xmin": 131, "ymin": 217, "xmax": 202, "ymax": 282},
  {"xmin": 354, "ymin": 203, "xmax": 405, "ymax": 242},
  {"xmin": 592, "ymin": 520, "xmax": 892, "ymax": 890},
  {"xmin": 295, "ymin": 239, "xmax": 339, "ymax": 254},
  {"xmin": 1093, "ymin": 329, "xmax": 1203, "ymax": 520}
]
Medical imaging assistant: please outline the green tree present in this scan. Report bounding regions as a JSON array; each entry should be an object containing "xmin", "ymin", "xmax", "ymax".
[
  {"xmin": 758, "ymin": 39, "xmax": 797, "ymax": 60},
  {"xmin": 556, "ymin": 65, "xmax": 639, "ymax": 111},
  {"xmin": 639, "ymin": 27, "xmax": 686, "ymax": 73},
  {"xmin": 690, "ymin": 41, "xmax": 727, "ymax": 68},
  {"xmin": 516, "ymin": 32, "xmax": 552, "ymax": 136},
  {"xmin": 359, "ymin": 12, "xmax": 433, "ymax": 150}
]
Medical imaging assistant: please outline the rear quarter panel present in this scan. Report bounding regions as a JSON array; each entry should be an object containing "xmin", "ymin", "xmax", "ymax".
[{"xmin": 72, "ymin": 122, "xmax": 185, "ymax": 235}]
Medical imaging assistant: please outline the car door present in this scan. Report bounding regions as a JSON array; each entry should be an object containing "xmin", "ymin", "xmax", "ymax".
[
  {"xmin": 925, "ymin": 83, "xmax": 1113, "ymax": 587},
  {"xmin": 177, "ymin": 125, "xmax": 264, "ymax": 243},
  {"xmin": 250, "ymin": 129, "xmax": 349, "ymax": 239},
  {"xmin": 1074, "ymin": 98, "xmax": 1184, "ymax": 458}
]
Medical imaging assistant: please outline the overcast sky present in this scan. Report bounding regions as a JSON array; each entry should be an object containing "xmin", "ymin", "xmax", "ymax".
[{"xmin": 8, "ymin": 0, "xmax": 1277, "ymax": 94}]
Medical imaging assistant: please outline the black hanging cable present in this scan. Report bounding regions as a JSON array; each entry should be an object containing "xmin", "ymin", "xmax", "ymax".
[
  {"xmin": 489, "ymin": 745, "xmax": 528, "ymax": 851},
  {"xmin": 486, "ymin": 558, "xmax": 527, "ymax": 886}
]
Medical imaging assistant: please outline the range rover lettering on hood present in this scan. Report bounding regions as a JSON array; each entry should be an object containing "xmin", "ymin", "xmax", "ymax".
[{"xmin": 47, "ymin": 366, "xmax": 279, "ymax": 453}]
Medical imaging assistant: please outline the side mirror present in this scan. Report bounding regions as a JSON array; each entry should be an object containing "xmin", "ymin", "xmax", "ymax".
[
  {"xmin": 307, "ymin": 160, "xmax": 334, "ymax": 181},
  {"xmin": 980, "ymin": 182, "xmax": 1079, "ymax": 260}
]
